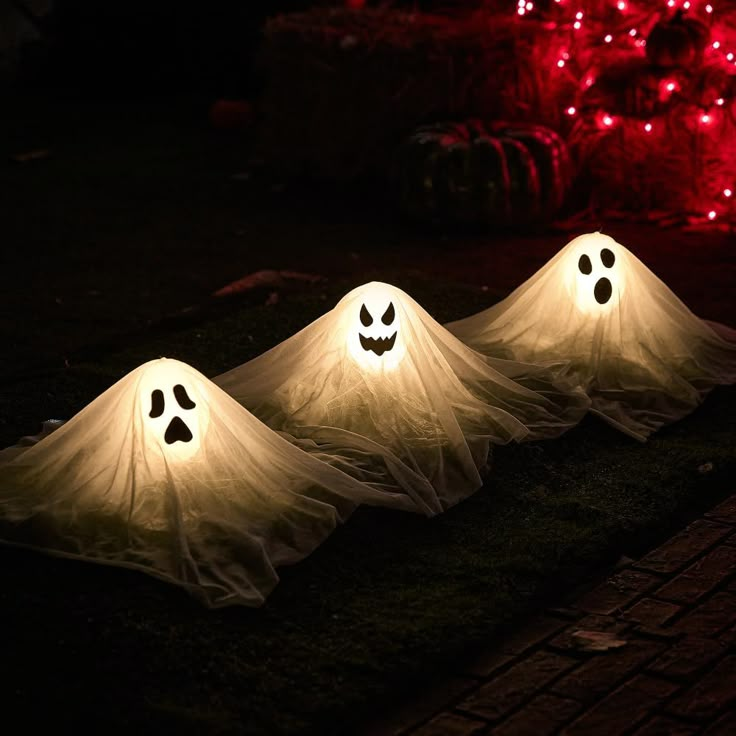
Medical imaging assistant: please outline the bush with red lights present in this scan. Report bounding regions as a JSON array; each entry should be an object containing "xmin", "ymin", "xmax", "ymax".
[{"xmin": 513, "ymin": 0, "xmax": 736, "ymax": 224}]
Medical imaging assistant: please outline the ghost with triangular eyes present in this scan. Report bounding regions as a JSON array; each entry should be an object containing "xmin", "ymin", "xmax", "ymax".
[
  {"xmin": 359, "ymin": 302, "xmax": 396, "ymax": 356},
  {"xmin": 216, "ymin": 281, "xmax": 590, "ymax": 514},
  {"xmin": 347, "ymin": 284, "xmax": 407, "ymax": 371}
]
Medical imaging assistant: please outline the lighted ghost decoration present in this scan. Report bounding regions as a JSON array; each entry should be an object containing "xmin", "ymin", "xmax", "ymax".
[
  {"xmin": 0, "ymin": 358, "xmax": 413, "ymax": 607},
  {"xmin": 446, "ymin": 232, "xmax": 736, "ymax": 440},
  {"xmin": 215, "ymin": 282, "xmax": 590, "ymax": 514}
]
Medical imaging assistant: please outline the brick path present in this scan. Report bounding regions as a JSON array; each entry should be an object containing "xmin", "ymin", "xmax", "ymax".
[{"xmin": 364, "ymin": 495, "xmax": 736, "ymax": 736}]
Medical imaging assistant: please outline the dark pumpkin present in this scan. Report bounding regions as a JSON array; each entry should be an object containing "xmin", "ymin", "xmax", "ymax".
[
  {"xmin": 392, "ymin": 120, "xmax": 572, "ymax": 227},
  {"xmin": 646, "ymin": 10, "xmax": 710, "ymax": 69}
]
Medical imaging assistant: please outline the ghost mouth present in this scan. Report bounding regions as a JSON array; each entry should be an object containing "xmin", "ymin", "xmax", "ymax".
[
  {"xmin": 359, "ymin": 332, "xmax": 397, "ymax": 356},
  {"xmin": 594, "ymin": 277, "xmax": 613, "ymax": 305},
  {"xmin": 164, "ymin": 415, "xmax": 194, "ymax": 445}
]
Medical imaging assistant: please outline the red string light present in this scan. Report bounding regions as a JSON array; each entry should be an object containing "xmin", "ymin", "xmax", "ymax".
[{"xmin": 516, "ymin": 0, "xmax": 736, "ymax": 226}]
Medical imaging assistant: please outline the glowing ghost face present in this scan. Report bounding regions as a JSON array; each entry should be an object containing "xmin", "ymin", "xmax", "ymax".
[
  {"xmin": 566, "ymin": 235, "xmax": 626, "ymax": 315},
  {"xmin": 346, "ymin": 284, "xmax": 407, "ymax": 372},
  {"xmin": 139, "ymin": 359, "xmax": 210, "ymax": 461}
]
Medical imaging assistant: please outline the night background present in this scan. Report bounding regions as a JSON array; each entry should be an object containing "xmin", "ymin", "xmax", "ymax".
[{"xmin": 1, "ymin": 1, "xmax": 735, "ymax": 735}]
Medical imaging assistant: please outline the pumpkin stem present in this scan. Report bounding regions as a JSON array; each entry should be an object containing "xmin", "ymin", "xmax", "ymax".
[{"xmin": 670, "ymin": 8, "xmax": 685, "ymax": 24}]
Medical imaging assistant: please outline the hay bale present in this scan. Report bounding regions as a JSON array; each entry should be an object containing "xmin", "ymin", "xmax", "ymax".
[
  {"xmin": 255, "ymin": 8, "xmax": 573, "ymax": 181},
  {"xmin": 569, "ymin": 95, "xmax": 736, "ymax": 218}
]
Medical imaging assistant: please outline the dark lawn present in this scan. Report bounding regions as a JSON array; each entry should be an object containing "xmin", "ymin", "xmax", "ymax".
[{"xmin": 0, "ymin": 96, "xmax": 734, "ymax": 735}]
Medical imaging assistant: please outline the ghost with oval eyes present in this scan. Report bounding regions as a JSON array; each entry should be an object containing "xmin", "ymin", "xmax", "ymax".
[
  {"xmin": 446, "ymin": 232, "xmax": 736, "ymax": 440},
  {"xmin": 215, "ymin": 282, "xmax": 590, "ymax": 514},
  {"xmin": 0, "ymin": 358, "xmax": 414, "ymax": 607}
]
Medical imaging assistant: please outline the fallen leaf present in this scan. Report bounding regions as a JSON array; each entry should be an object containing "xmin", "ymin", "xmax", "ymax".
[
  {"xmin": 213, "ymin": 270, "xmax": 323, "ymax": 298},
  {"xmin": 571, "ymin": 630, "xmax": 627, "ymax": 652},
  {"xmin": 10, "ymin": 149, "xmax": 51, "ymax": 164}
]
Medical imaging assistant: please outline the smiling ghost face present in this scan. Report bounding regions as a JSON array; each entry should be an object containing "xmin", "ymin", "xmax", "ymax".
[
  {"xmin": 359, "ymin": 301, "xmax": 396, "ymax": 356},
  {"xmin": 566, "ymin": 236, "xmax": 626, "ymax": 315},
  {"xmin": 346, "ymin": 284, "xmax": 407, "ymax": 371},
  {"xmin": 139, "ymin": 360, "xmax": 210, "ymax": 461}
]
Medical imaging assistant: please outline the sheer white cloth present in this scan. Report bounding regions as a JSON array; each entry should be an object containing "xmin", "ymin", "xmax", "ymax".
[
  {"xmin": 447, "ymin": 232, "xmax": 736, "ymax": 441},
  {"xmin": 0, "ymin": 359, "xmax": 413, "ymax": 608},
  {"xmin": 215, "ymin": 282, "xmax": 589, "ymax": 514}
]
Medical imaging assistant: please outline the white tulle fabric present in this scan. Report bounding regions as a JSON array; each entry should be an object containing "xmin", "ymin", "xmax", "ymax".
[
  {"xmin": 447, "ymin": 232, "xmax": 736, "ymax": 441},
  {"xmin": 0, "ymin": 358, "xmax": 413, "ymax": 608},
  {"xmin": 215, "ymin": 282, "xmax": 589, "ymax": 515}
]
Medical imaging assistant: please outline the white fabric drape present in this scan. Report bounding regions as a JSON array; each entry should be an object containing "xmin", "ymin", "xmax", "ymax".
[
  {"xmin": 0, "ymin": 359, "xmax": 413, "ymax": 607},
  {"xmin": 446, "ymin": 232, "xmax": 736, "ymax": 440},
  {"xmin": 215, "ymin": 282, "xmax": 589, "ymax": 514}
]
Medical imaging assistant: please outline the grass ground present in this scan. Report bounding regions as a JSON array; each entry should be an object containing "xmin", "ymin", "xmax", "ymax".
[{"xmin": 1, "ymin": 95, "xmax": 734, "ymax": 735}]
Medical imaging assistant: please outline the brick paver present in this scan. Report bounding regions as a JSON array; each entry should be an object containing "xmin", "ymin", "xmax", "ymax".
[
  {"xmin": 673, "ymin": 591, "xmax": 736, "ymax": 638},
  {"xmin": 489, "ymin": 694, "xmax": 580, "ymax": 736},
  {"xmin": 654, "ymin": 545, "xmax": 736, "ymax": 604},
  {"xmin": 704, "ymin": 496, "xmax": 736, "ymax": 524},
  {"xmin": 549, "ymin": 639, "xmax": 665, "ymax": 704},
  {"xmin": 575, "ymin": 569, "xmax": 662, "ymax": 615},
  {"xmin": 458, "ymin": 651, "xmax": 578, "ymax": 722},
  {"xmin": 412, "ymin": 712, "xmax": 486, "ymax": 736},
  {"xmin": 625, "ymin": 597, "xmax": 682, "ymax": 627},
  {"xmin": 666, "ymin": 656, "xmax": 736, "ymax": 721},
  {"xmin": 632, "ymin": 520, "xmax": 732, "ymax": 575},
  {"xmin": 631, "ymin": 715, "xmax": 700, "ymax": 735},
  {"xmin": 647, "ymin": 637, "xmax": 727, "ymax": 680},
  {"xmin": 561, "ymin": 675, "xmax": 679, "ymax": 736},
  {"xmin": 363, "ymin": 493, "xmax": 736, "ymax": 736}
]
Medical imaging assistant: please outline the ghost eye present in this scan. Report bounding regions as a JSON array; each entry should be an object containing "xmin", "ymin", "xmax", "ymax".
[
  {"xmin": 360, "ymin": 304, "xmax": 373, "ymax": 327},
  {"xmin": 381, "ymin": 302, "xmax": 395, "ymax": 325},
  {"xmin": 149, "ymin": 389, "xmax": 165, "ymax": 418},
  {"xmin": 600, "ymin": 248, "xmax": 616, "ymax": 268},
  {"xmin": 174, "ymin": 384, "xmax": 196, "ymax": 410},
  {"xmin": 578, "ymin": 254, "xmax": 592, "ymax": 275}
]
